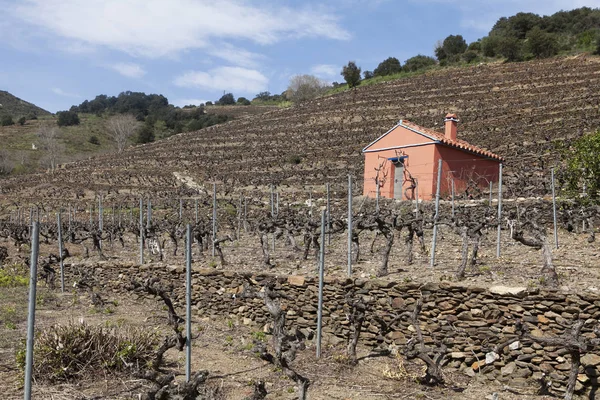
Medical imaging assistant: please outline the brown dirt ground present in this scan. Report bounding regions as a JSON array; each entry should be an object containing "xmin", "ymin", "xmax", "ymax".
[
  {"xmin": 0, "ymin": 224, "xmax": 596, "ymax": 399},
  {"xmin": 0, "ymin": 282, "xmax": 557, "ymax": 400}
]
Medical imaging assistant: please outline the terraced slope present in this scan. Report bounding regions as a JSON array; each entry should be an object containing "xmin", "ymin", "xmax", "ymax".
[{"xmin": 2, "ymin": 56, "xmax": 600, "ymax": 201}]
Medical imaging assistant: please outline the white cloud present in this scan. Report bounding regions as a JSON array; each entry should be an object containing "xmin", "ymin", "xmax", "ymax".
[
  {"xmin": 310, "ymin": 64, "xmax": 339, "ymax": 78},
  {"xmin": 173, "ymin": 98, "xmax": 211, "ymax": 107},
  {"xmin": 10, "ymin": 0, "xmax": 350, "ymax": 58},
  {"xmin": 107, "ymin": 62, "xmax": 146, "ymax": 78},
  {"xmin": 51, "ymin": 87, "xmax": 80, "ymax": 98},
  {"xmin": 174, "ymin": 66, "xmax": 268, "ymax": 93},
  {"xmin": 207, "ymin": 43, "xmax": 264, "ymax": 68}
]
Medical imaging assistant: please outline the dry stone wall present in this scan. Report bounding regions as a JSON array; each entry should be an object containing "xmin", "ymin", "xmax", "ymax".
[{"xmin": 73, "ymin": 262, "xmax": 600, "ymax": 396}]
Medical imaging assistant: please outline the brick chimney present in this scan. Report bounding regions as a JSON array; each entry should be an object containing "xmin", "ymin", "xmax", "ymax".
[{"xmin": 444, "ymin": 113, "xmax": 458, "ymax": 141}]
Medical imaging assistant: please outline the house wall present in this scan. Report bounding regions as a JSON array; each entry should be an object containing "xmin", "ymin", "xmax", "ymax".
[
  {"xmin": 363, "ymin": 125, "xmax": 502, "ymax": 201},
  {"xmin": 433, "ymin": 145, "xmax": 501, "ymax": 198},
  {"xmin": 363, "ymin": 124, "xmax": 436, "ymax": 200}
]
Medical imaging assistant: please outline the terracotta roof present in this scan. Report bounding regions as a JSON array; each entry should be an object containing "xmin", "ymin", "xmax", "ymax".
[{"xmin": 400, "ymin": 119, "xmax": 504, "ymax": 162}]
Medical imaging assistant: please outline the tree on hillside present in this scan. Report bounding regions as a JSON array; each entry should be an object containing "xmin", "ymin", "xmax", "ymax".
[
  {"xmin": 18, "ymin": 116, "xmax": 26, "ymax": 126},
  {"xmin": 403, "ymin": 55, "xmax": 436, "ymax": 72},
  {"xmin": 137, "ymin": 119, "xmax": 155, "ymax": 144},
  {"xmin": 217, "ymin": 93, "xmax": 235, "ymax": 105},
  {"xmin": 373, "ymin": 57, "xmax": 402, "ymax": 77},
  {"xmin": 490, "ymin": 12, "xmax": 542, "ymax": 39},
  {"xmin": 237, "ymin": 97, "xmax": 251, "ymax": 105},
  {"xmin": 526, "ymin": 27, "xmax": 559, "ymax": 58},
  {"xmin": 106, "ymin": 114, "xmax": 140, "ymax": 152},
  {"xmin": 341, "ymin": 61, "xmax": 362, "ymax": 88},
  {"xmin": 1, "ymin": 115, "xmax": 14, "ymax": 126},
  {"xmin": 497, "ymin": 36, "xmax": 523, "ymax": 61},
  {"xmin": 435, "ymin": 35, "xmax": 468, "ymax": 62},
  {"xmin": 481, "ymin": 35, "xmax": 501, "ymax": 57},
  {"xmin": 254, "ymin": 91, "xmax": 271, "ymax": 101},
  {"xmin": 56, "ymin": 110, "xmax": 80, "ymax": 127},
  {"xmin": 363, "ymin": 70, "xmax": 374, "ymax": 80},
  {"xmin": 286, "ymin": 75, "xmax": 327, "ymax": 103},
  {"xmin": 37, "ymin": 122, "xmax": 64, "ymax": 172}
]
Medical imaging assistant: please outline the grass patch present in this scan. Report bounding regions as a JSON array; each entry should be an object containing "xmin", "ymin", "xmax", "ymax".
[
  {"xmin": 17, "ymin": 321, "xmax": 161, "ymax": 382},
  {"xmin": 0, "ymin": 264, "xmax": 29, "ymax": 287}
]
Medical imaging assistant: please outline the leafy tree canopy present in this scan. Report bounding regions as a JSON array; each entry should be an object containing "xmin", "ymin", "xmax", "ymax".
[
  {"xmin": 217, "ymin": 93, "xmax": 235, "ymax": 105},
  {"xmin": 373, "ymin": 57, "xmax": 402, "ymax": 77},
  {"xmin": 435, "ymin": 35, "xmax": 468, "ymax": 61},
  {"xmin": 57, "ymin": 110, "xmax": 80, "ymax": 127},
  {"xmin": 341, "ymin": 61, "xmax": 362, "ymax": 88},
  {"xmin": 403, "ymin": 55, "xmax": 436, "ymax": 72}
]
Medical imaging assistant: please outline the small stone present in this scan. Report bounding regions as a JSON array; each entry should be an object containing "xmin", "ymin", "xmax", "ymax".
[
  {"xmin": 501, "ymin": 362, "xmax": 517, "ymax": 376},
  {"xmin": 509, "ymin": 341, "xmax": 520, "ymax": 350},
  {"xmin": 287, "ymin": 275, "xmax": 305, "ymax": 286},
  {"xmin": 489, "ymin": 286, "xmax": 527, "ymax": 296},
  {"xmin": 578, "ymin": 374, "xmax": 590, "ymax": 383},
  {"xmin": 537, "ymin": 315, "xmax": 550, "ymax": 324},
  {"xmin": 555, "ymin": 363, "xmax": 571, "ymax": 371},
  {"xmin": 391, "ymin": 297, "xmax": 405, "ymax": 309},
  {"xmin": 530, "ymin": 329, "xmax": 544, "ymax": 338},
  {"xmin": 486, "ymin": 352, "xmax": 499, "ymax": 364},
  {"xmin": 581, "ymin": 354, "xmax": 600, "ymax": 366}
]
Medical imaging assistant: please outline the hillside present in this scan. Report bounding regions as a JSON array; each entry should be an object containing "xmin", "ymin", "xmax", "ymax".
[
  {"xmin": 0, "ymin": 91, "xmax": 50, "ymax": 118},
  {"xmin": 1, "ymin": 55, "xmax": 600, "ymax": 201}
]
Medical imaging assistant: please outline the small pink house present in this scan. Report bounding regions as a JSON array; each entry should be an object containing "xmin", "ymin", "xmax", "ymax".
[{"xmin": 362, "ymin": 114, "xmax": 503, "ymax": 201}]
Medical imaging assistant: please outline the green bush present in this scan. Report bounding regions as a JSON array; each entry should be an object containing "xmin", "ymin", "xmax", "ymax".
[
  {"xmin": 1, "ymin": 115, "xmax": 15, "ymax": 126},
  {"xmin": 564, "ymin": 130, "xmax": 600, "ymax": 199},
  {"xmin": 526, "ymin": 27, "xmax": 559, "ymax": 58},
  {"xmin": 373, "ymin": 57, "xmax": 402, "ymax": 77},
  {"xmin": 497, "ymin": 36, "xmax": 523, "ymax": 61},
  {"xmin": 435, "ymin": 34, "xmax": 467, "ymax": 61},
  {"xmin": 481, "ymin": 36, "xmax": 501, "ymax": 57},
  {"xmin": 56, "ymin": 110, "xmax": 80, "ymax": 127},
  {"xmin": 217, "ymin": 93, "xmax": 235, "ymax": 105},
  {"xmin": 0, "ymin": 264, "xmax": 28, "ymax": 287},
  {"xmin": 237, "ymin": 97, "xmax": 251, "ymax": 105},
  {"xmin": 17, "ymin": 116, "xmax": 26, "ymax": 126},
  {"xmin": 287, "ymin": 154, "xmax": 302, "ymax": 164},
  {"xmin": 463, "ymin": 50, "xmax": 478, "ymax": 63},
  {"xmin": 341, "ymin": 61, "xmax": 361, "ymax": 88},
  {"xmin": 403, "ymin": 55, "xmax": 436, "ymax": 72},
  {"xmin": 88, "ymin": 135, "xmax": 100, "ymax": 145}
]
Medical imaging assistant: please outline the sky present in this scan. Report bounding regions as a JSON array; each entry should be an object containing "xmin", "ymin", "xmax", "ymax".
[{"xmin": 1, "ymin": 0, "xmax": 600, "ymax": 113}]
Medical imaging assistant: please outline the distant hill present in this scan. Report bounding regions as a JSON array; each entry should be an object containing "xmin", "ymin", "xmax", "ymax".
[{"xmin": 0, "ymin": 91, "xmax": 50, "ymax": 118}]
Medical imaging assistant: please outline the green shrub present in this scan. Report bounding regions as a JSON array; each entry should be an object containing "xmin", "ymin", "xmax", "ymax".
[
  {"xmin": 17, "ymin": 116, "xmax": 26, "ymax": 126},
  {"xmin": 0, "ymin": 264, "xmax": 28, "ymax": 287},
  {"xmin": 403, "ymin": 55, "xmax": 436, "ymax": 72},
  {"xmin": 341, "ymin": 61, "xmax": 361, "ymax": 88},
  {"xmin": 462, "ymin": 50, "xmax": 478, "ymax": 63},
  {"xmin": 373, "ymin": 57, "xmax": 402, "ymax": 77},
  {"xmin": 1, "ymin": 115, "xmax": 15, "ymax": 126},
  {"xmin": 88, "ymin": 135, "xmax": 100, "ymax": 145},
  {"xmin": 287, "ymin": 154, "xmax": 302, "ymax": 164},
  {"xmin": 56, "ymin": 110, "xmax": 80, "ymax": 127}
]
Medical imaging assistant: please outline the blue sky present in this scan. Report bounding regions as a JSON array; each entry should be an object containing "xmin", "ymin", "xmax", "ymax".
[{"xmin": 1, "ymin": 0, "xmax": 599, "ymax": 113}]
